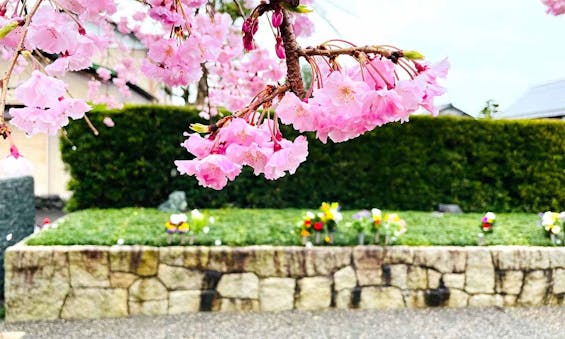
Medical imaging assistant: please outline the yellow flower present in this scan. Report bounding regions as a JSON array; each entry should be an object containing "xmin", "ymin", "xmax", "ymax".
[
  {"xmin": 385, "ymin": 213, "xmax": 400, "ymax": 223},
  {"xmin": 301, "ymin": 229, "xmax": 311, "ymax": 237}
]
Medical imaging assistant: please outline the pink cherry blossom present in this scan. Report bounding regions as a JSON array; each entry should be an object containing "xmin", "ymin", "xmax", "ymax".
[
  {"xmin": 542, "ymin": 0, "xmax": 565, "ymax": 15},
  {"xmin": 180, "ymin": 133, "xmax": 214, "ymax": 159},
  {"xmin": 14, "ymin": 71, "xmax": 66, "ymax": 109},
  {"xmin": 9, "ymin": 71, "xmax": 90, "ymax": 135},
  {"xmin": 175, "ymin": 154, "xmax": 242, "ymax": 190},
  {"xmin": 276, "ymin": 92, "xmax": 317, "ymax": 132},
  {"xmin": 26, "ymin": 6, "xmax": 78, "ymax": 54},
  {"xmin": 103, "ymin": 117, "xmax": 115, "ymax": 127},
  {"xmin": 263, "ymin": 136, "xmax": 308, "ymax": 180}
]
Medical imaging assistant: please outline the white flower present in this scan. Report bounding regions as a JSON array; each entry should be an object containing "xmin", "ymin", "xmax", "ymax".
[
  {"xmin": 542, "ymin": 212, "xmax": 556, "ymax": 226},
  {"xmin": 305, "ymin": 241, "xmax": 313, "ymax": 248},
  {"xmin": 558, "ymin": 211, "xmax": 565, "ymax": 220},
  {"xmin": 551, "ymin": 226, "xmax": 561, "ymax": 235},
  {"xmin": 333, "ymin": 211, "xmax": 343, "ymax": 222},
  {"xmin": 6, "ymin": 233, "xmax": 12, "ymax": 241},
  {"xmin": 485, "ymin": 212, "xmax": 496, "ymax": 222},
  {"xmin": 208, "ymin": 217, "xmax": 215, "ymax": 224},
  {"xmin": 117, "ymin": 238, "xmax": 124, "ymax": 245},
  {"xmin": 306, "ymin": 211, "xmax": 315, "ymax": 219},
  {"xmin": 203, "ymin": 226, "xmax": 210, "ymax": 234},
  {"xmin": 214, "ymin": 239, "xmax": 222, "ymax": 246},
  {"xmin": 371, "ymin": 208, "xmax": 382, "ymax": 217},
  {"xmin": 170, "ymin": 213, "xmax": 187, "ymax": 224},
  {"xmin": 191, "ymin": 209, "xmax": 204, "ymax": 221}
]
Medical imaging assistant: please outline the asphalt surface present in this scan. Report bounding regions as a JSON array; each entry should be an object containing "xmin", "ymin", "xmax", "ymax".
[{"xmin": 1, "ymin": 306, "xmax": 564, "ymax": 339}]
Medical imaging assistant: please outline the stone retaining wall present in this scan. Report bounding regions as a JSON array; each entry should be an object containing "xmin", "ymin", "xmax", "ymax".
[{"xmin": 5, "ymin": 244, "xmax": 565, "ymax": 322}]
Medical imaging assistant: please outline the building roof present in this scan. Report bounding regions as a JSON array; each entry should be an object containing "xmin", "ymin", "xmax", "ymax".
[
  {"xmin": 438, "ymin": 103, "xmax": 473, "ymax": 118},
  {"xmin": 497, "ymin": 79, "xmax": 565, "ymax": 119}
]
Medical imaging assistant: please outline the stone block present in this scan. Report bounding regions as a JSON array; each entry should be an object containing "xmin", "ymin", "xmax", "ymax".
[
  {"xmin": 389, "ymin": 265, "xmax": 407, "ymax": 289},
  {"xmin": 413, "ymin": 247, "xmax": 466, "ymax": 273},
  {"xmin": 217, "ymin": 273, "xmax": 259, "ymax": 299},
  {"xmin": 548, "ymin": 248, "xmax": 565, "ymax": 268},
  {"xmin": 259, "ymin": 278, "xmax": 296, "ymax": 312},
  {"xmin": 304, "ymin": 247, "xmax": 352, "ymax": 276},
  {"xmin": 427, "ymin": 269, "xmax": 441, "ymax": 289},
  {"xmin": 405, "ymin": 290, "xmax": 426, "ymax": 308},
  {"xmin": 296, "ymin": 276, "xmax": 332, "ymax": 310},
  {"xmin": 497, "ymin": 270, "xmax": 523, "ymax": 295},
  {"xmin": 110, "ymin": 248, "xmax": 131, "ymax": 272},
  {"xmin": 335, "ymin": 289, "xmax": 352, "ymax": 309},
  {"xmin": 241, "ymin": 246, "xmax": 277, "ymax": 277},
  {"xmin": 504, "ymin": 295, "xmax": 517, "ymax": 307},
  {"xmin": 491, "ymin": 247, "xmax": 551, "ymax": 270},
  {"xmin": 553, "ymin": 268, "xmax": 565, "ymax": 294},
  {"xmin": 469, "ymin": 294, "xmax": 503, "ymax": 307},
  {"xmin": 5, "ymin": 248, "xmax": 70, "ymax": 322},
  {"xmin": 110, "ymin": 247, "xmax": 159, "ymax": 276},
  {"xmin": 158, "ymin": 264, "xmax": 204, "ymax": 290},
  {"xmin": 110, "ymin": 272, "xmax": 138, "ymax": 289},
  {"xmin": 334, "ymin": 266, "xmax": 357, "ymax": 291},
  {"xmin": 447, "ymin": 289, "xmax": 468, "ymax": 308},
  {"xmin": 465, "ymin": 249, "xmax": 494, "ymax": 294},
  {"xmin": 129, "ymin": 278, "xmax": 168, "ymax": 301},
  {"xmin": 443, "ymin": 273, "xmax": 465, "ymax": 289},
  {"xmin": 353, "ymin": 246, "xmax": 385, "ymax": 271},
  {"xmin": 217, "ymin": 299, "xmax": 260, "ymax": 312},
  {"xmin": 407, "ymin": 266, "xmax": 427, "ymax": 290},
  {"xmin": 69, "ymin": 247, "xmax": 110, "ymax": 288},
  {"xmin": 129, "ymin": 300, "xmax": 168, "ymax": 316},
  {"xmin": 159, "ymin": 246, "xmax": 209, "ymax": 269},
  {"xmin": 518, "ymin": 270, "xmax": 548, "ymax": 306},
  {"xmin": 356, "ymin": 269, "xmax": 383, "ymax": 286},
  {"xmin": 359, "ymin": 287, "xmax": 405, "ymax": 309},
  {"xmin": 384, "ymin": 247, "xmax": 414, "ymax": 264},
  {"xmin": 61, "ymin": 288, "xmax": 128, "ymax": 319},
  {"xmin": 168, "ymin": 290, "xmax": 201, "ymax": 314},
  {"xmin": 132, "ymin": 248, "xmax": 159, "ymax": 276}
]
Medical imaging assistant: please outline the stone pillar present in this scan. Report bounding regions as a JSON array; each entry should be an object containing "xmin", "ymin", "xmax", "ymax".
[{"xmin": 0, "ymin": 176, "xmax": 35, "ymax": 299}]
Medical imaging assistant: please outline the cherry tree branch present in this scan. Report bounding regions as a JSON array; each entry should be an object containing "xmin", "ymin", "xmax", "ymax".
[
  {"xmin": 0, "ymin": 0, "xmax": 43, "ymax": 127},
  {"xmin": 298, "ymin": 45, "xmax": 396, "ymax": 59},
  {"xmin": 279, "ymin": 9, "xmax": 306, "ymax": 99}
]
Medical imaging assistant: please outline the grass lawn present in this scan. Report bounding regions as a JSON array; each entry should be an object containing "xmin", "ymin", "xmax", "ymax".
[{"xmin": 25, "ymin": 208, "xmax": 556, "ymax": 247}]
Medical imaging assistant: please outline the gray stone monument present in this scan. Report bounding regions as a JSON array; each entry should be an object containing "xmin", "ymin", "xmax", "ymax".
[{"xmin": 0, "ymin": 176, "xmax": 35, "ymax": 299}]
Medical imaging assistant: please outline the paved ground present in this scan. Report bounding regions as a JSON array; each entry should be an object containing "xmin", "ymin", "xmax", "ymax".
[{"xmin": 1, "ymin": 307, "xmax": 564, "ymax": 339}]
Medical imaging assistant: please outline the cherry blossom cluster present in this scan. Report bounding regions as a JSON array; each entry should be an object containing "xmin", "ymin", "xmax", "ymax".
[
  {"xmin": 542, "ymin": 0, "xmax": 565, "ymax": 15},
  {"xmin": 9, "ymin": 71, "xmax": 90, "ymax": 135},
  {"xmin": 1, "ymin": 0, "xmax": 312, "ymax": 135},
  {"xmin": 277, "ymin": 53, "xmax": 449, "ymax": 143},
  {"xmin": 175, "ymin": 117, "xmax": 308, "ymax": 189}
]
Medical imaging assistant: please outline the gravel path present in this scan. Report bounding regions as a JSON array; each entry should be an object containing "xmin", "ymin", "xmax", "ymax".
[{"xmin": 1, "ymin": 307, "xmax": 564, "ymax": 339}]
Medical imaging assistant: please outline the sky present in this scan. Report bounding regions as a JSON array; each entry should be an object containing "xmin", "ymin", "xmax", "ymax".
[{"xmin": 297, "ymin": 0, "xmax": 565, "ymax": 116}]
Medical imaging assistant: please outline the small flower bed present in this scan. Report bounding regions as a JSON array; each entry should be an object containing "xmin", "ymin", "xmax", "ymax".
[
  {"xmin": 538, "ymin": 211, "xmax": 565, "ymax": 245},
  {"xmin": 297, "ymin": 202, "xmax": 342, "ymax": 245},
  {"xmin": 165, "ymin": 209, "xmax": 215, "ymax": 245},
  {"xmin": 348, "ymin": 209, "xmax": 407, "ymax": 245}
]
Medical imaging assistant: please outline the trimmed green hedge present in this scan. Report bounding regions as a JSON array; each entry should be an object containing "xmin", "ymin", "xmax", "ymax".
[{"xmin": 61, "ymin": 105, "xmax": 565, "ymax": 212}]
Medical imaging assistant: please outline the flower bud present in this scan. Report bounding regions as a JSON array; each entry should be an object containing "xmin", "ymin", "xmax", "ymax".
[
  {"xmin": 272, "ymin": 8, "xmax": 283, "ymax": 28},
  {"xmin": 0, "ymin": 21, "xmax": 18, "ymax": 39},
  {"xmin": 403, "ymin": 50, "xmax": 424, "ymax": 60},
  {"xmin": 275, "ymin": 36, "xmax": 285, "ymax": 59},
  {"xmin": 190, "ymin": 123, "xmax": 210, "ymax": 133}
]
